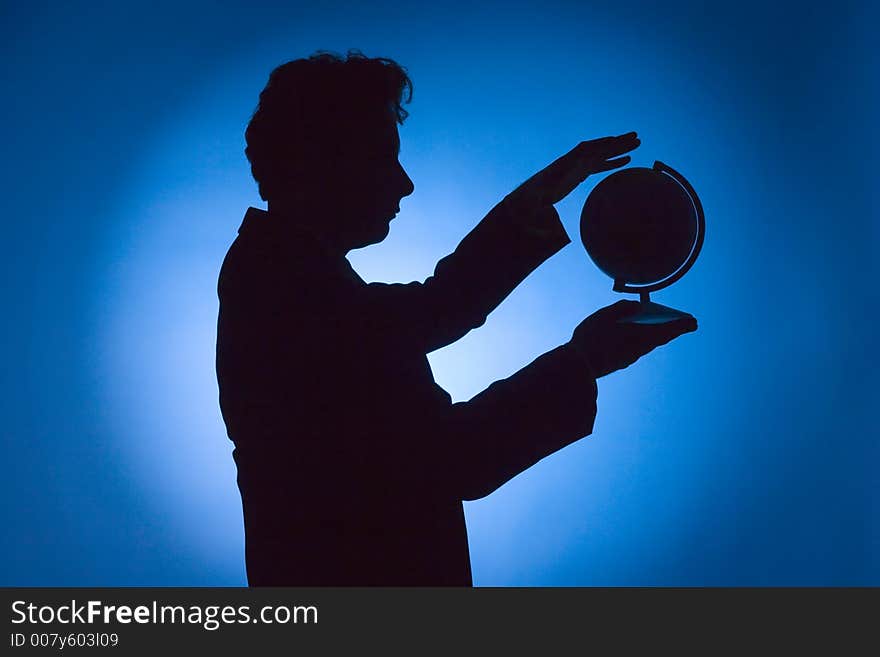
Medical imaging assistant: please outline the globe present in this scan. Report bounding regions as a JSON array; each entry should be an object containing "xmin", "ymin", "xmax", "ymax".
[{"xmin": 579, "ymin": 161, "xmax": 704, "ymax": 324}]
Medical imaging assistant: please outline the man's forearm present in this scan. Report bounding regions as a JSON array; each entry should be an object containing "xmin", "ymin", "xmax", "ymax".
[{"xmin": 437, "ymin": 343, "xmax": 597, "ymax": 501}]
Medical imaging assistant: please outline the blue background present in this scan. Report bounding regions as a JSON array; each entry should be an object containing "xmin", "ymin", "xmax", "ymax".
[{"xmin": 2, "ymin": 0, "xmax": 877, "ymax": 585}]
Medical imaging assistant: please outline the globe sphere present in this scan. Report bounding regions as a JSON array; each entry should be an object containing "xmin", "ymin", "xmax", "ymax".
[{"xmin": 580, "ymin": 167, "xmax": 697, "ymax": 286}]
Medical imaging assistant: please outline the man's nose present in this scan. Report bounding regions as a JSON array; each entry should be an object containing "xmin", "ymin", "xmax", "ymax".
[{"xmin": 398, "ymin": 163, "xmax": 415, "ymax": 198}]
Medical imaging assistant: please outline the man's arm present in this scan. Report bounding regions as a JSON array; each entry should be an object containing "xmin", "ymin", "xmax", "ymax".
[
  {"xmin": 417, "ymin": 301, "xmax": 698, "ymax": 501},
  {"xmin": 357, "ymin": 133, "xmax": 643, "ymax": 354},
  {"xmin": 358, "ymin": 199, "xmax": 571, "ymax": 354},
  {"xmin": 428, "ymin": 343, "xmax": 597, "ymax": 501}
]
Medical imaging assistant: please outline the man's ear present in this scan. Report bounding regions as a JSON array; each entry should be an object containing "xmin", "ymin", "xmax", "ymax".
[{"xmin": 283, "ymin": 160, "xmax": 323, "ymax": 197}]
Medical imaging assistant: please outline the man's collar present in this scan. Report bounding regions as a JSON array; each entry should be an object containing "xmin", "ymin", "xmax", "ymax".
[{"xmin": 238, "ymin": 206, "xmax": 269, "ymax": 235}]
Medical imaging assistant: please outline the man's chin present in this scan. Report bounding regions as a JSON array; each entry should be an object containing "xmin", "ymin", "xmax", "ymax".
[{"xmin": 350, "ymin": 221, "xmax": 391, "ymax": 250}]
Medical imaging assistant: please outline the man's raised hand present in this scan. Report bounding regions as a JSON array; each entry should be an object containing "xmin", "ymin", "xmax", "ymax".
[{"xmin": 505, "ymin": 132, "xmax": 641, "ymax": 210}]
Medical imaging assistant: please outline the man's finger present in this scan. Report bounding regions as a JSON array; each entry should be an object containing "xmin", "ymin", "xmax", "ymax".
[
  {"xmin": 598, "ymin": 300, "xmax": 642, "ymax": 320},
  {"xmin": 580, "ymin": 132, "xmax": 639, "ymax": 152},
  {"xmin": 555, "ymin": 133, "xmax": 639, "ymax": 179},
  {"xmin": 637, "ymin": 317, "xmax": 698, "ymax": 347},
  {"xmin": 582, "ymin": 138, "xmax": 640, "ymax": 163},
  {"xmin": 591, "ymin": 156, "xmax": 631, "ymax": 173},
  {"xmin": 580, "ymin": 133, "xmax": 638, "ymax": 150}
]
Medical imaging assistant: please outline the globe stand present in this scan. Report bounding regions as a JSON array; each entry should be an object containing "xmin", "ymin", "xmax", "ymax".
[{"xmin": 618, "ymin": 291, "xmax": 694, "ymax": 325}]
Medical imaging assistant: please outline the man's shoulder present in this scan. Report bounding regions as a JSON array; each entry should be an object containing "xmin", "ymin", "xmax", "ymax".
[
  {"xmin": 220, "ymin": 245, "xmax": 364, "ymax": 329},
  {"xmin": 219, "ymin": 227, "xmax": 320, "ymax": 289}
]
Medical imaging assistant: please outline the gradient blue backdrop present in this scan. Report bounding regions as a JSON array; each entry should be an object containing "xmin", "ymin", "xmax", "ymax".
[{"xmin": 3, "ymin": 0, "xmax": 877, "ymax": 585}]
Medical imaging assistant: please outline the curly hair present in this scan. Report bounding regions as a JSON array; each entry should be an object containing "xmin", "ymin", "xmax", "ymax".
[{"xmin": 245, "ymin": 50, "xmax": 413, "ymax": 202}]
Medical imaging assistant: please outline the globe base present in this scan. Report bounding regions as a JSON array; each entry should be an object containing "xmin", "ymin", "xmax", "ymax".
[{"xmin": 618, "ymin": 299, "xmax": 693, "ymax": 325}]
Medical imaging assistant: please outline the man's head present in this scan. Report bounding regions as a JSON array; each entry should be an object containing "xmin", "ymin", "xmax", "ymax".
[{"xmin": 245, "ymin": 50, "xmax": 415, "ymax": 250}]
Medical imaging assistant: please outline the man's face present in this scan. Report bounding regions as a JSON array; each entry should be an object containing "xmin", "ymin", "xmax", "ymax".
[{"xmin": 328, "ymin": 110, "xmax": 415, "ymax": 250}]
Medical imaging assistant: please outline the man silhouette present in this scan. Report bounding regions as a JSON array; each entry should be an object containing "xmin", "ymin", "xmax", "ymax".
[{"xmin": 216, "ymin": 50, "xmax": 696, "ymax": 586}]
